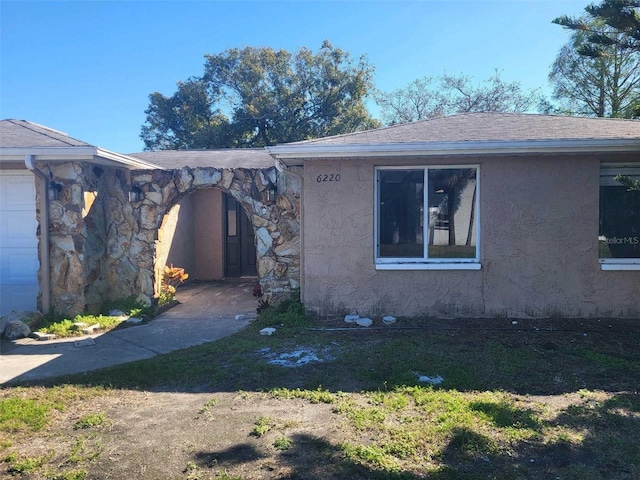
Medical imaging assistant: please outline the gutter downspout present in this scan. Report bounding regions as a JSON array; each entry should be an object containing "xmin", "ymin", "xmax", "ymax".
[
  {"xmin": 25, "ymin": 155, "xmax": 51, "ymax": 314},
  {"xmin": 275, "ymin": 158, "xmax": 305, "ymax": 303}
]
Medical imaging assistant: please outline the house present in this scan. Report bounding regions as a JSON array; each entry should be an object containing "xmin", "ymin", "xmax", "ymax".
[
  {"xmin": 267, "ymin": 113, "xmax": 640, "ymax": 318},
  {"xmin": 0, "ymin": 120, "xmax": 300, "ymax": 316},
  {"xmin": 0, "ymin": 120, "xmax": 160, "ymax": 315},
  {"xmin": 1, "ymin": 113, "xmax": 638, "ymax": 319}
]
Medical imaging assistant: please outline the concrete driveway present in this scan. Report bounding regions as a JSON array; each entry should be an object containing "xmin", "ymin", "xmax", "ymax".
[{"xmin": 0, "ymin": 281, "xmax": 257, "ymax": 384}]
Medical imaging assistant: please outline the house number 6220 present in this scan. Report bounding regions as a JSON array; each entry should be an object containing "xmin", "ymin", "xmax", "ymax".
[{"xmin": 316, "ymin": 173, "xmax": 341, "ymax": 182}]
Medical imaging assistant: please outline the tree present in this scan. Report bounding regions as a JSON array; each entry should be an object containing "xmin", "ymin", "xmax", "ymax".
[
  {"xmin": 549, "ymin": 12, "xmax": 640, "ymax": 118},
  {"xmin": 141, "ymin": 41, "xmax": 379, "ymax": 150},
  {"xmin": 140, "ymin": 79, "xmax": 233, "ymax": 150},
  {"xmin": 373, "ymin": 71, "xmax": 541, "ymax": 125},
  {"xmin": 553, "ymin": 0, "xmax": 640, "ymax": 57},
  {"xmin": 548, "ymin": 31, "xmax": 640, "ymax": 117},
  {"xmin": 615, "ymin": 174, "xmax": 640, "ymax": 190}
]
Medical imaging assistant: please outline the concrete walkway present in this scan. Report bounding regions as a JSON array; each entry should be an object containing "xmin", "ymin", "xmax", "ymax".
[{"xmin": 0, "ymin": 281, "xmax": 257, "ymax": 384}]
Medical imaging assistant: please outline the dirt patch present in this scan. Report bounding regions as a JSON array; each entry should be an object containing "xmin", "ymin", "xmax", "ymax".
[
  {"xmin": 4, "ymin": 390, "xmax": 346, "ymax": 479},
  {"xmin": 2, "ymin": 316, "xmax": 639, "ymax": 479}
]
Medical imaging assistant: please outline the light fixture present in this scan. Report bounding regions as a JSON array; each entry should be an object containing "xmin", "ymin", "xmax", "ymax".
[
  {"xmin": 129, "ymin": 185, "xmax": 143, "ymax": 202},
  {"xmin": 48, "ymin": 182, "xmax": 62, "ymax": 201},
  {"xmin": 266, "ymin": 182, "xmax": 277, "ymax": 204}
]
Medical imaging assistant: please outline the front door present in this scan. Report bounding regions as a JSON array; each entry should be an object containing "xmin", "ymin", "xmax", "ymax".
[{"xmin": 225, "ymin": 194, "xmax": 257, "ymax": 277}]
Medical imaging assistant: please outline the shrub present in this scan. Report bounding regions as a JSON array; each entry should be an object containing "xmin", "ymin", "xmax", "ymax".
[{"xmin": 159, "ymin": 265, "xmax": 189, "ymax": 306}]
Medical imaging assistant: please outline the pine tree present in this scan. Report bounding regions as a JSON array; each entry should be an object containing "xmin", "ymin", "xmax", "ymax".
[{"xmin": 553, "ymin": 0, "xmax": 640, "ymax": 57}]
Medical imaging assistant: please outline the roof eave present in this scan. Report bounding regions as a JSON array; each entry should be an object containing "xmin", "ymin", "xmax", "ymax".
[
  {"xmin": 267, "ymin": 139, "xmax": 640, "ymax": 163},
  {"xmin": 0, "ymin": 147, "xmax": 161, "ymax": 169}
]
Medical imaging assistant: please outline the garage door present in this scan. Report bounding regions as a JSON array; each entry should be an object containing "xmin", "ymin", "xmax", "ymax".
[{"xmin": 0, "ymin": 171, "xmax": 39, "ymax": 315}]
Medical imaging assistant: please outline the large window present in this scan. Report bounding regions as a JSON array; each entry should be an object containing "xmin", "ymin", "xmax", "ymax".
[
  {"xmin": 599, "ymin": 165, "xmax": 640, "ymax": 269},
  {"xmin": 376, "ymin": 166, "xmax": 479, "ymax": 269}
]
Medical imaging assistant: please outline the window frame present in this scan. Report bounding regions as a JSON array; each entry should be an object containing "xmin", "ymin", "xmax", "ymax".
[
  {"xmin": 599, "ymin": 163, "xmax": 640, "ymax": 271},
  {"xmin": 374, "ymin": 165, "xmax": 481, "ymax": 271}
]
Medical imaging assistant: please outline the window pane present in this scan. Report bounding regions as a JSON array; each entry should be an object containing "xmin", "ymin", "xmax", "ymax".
[
  {"xmin": 427, "ymin": 168, "xmax": 477, "ymax": 259},
  {"xmin": 378, "ymin": 170, "xmax": 424, "ymax": 258},
  {"xmin": 227, "ymin": 197, "xmax": 237, "ymax": 237},
  {"xmin": 599, "ymin": 175, "xmax": 640, "ymax": 259}
]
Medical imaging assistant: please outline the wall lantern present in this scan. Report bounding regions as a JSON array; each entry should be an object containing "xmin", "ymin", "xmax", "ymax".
[
  {"xmin": 266, "ymin": 182, "xmax": 277, "ymax": 204},
  {"xmin": 48, "ymin": 182, "xmax": 62, "ymax": 201},
  {"xmin": 129, "ymin": 185, "xmax": 143, "ymax": 203}
]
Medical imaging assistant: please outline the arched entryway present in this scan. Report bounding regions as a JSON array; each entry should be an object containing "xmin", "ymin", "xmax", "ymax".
[
  {"xmin": 155, "ymin": 188, "xmax": 258, "ymax": 293},
  {"xmin": 105, "ymin": 166, "xmax": 300, "ymax": 307}
]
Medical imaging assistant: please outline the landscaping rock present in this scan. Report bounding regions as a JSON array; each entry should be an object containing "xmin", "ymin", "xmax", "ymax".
[
  {"xmin": 344, "ymin": 314, "xmax": 359, "ymax": 323},
  {"xmin": 125, "ymin": 317, "xmax": 143, "ymax": 324},
  {"xmin": 356, "ymin": 317, "xmax": 373, "ymax": 327},
  {"xmin": 4, "ymin": 321, "xmax": 31, "ymax": 340},
  {"xmin": 1, "ymin": 311, "xmax": 40, "ymax": 337},
  {"xmin": 31, "ymin": 332, "xmax": 57, "ymax": 341},
  {"xmin": 82, "ymin": 323, "xmax": 100, "ymax": 334},
  {"xmin": 74, "ymin": 338, "xmax": 96, "ymax": 347}
]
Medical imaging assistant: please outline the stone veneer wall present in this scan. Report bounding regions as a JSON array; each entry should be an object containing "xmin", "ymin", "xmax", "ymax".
[
  {"xmin": 39, "ymin": 162, "xmax": 109, "ymax": 314},
  {"xmin": 39, "ymin": 163, "xmax": 300, "ymax": 316},
  {"xmin": 105, "ymin": 166, "xmax": 301, "ymax": 307}
]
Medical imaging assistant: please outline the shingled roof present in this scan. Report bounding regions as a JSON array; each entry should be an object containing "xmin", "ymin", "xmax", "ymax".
[
  {"xmin": 0, "ymin": 119, "xmax": 161, "ymax": 169},
  {"xmin": 130, "ymin": 148, "xmax": 275, "ymax": 169},
  {"xmin": 267, "ymin": 113, "xmax": 640, "ymax": 161},
  {"xmin": 295, "ymin": 113, "xmax": 640, "ymax": 145},
  {"xmin": 0, "ymin": 119, "xmax": 93, "ymax": 148}
]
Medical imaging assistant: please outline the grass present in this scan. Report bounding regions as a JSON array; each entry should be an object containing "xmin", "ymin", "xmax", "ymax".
[
  {"xmin": 1, "ymin": 301, "xmax": 639, "ymax": 479},
  {"xmin": 273, "ymin": 436, "xmax": 292, "ymax": 451},
  {"xmin": 31, "ymin": 294, "xmax": 156, "ymax": 338},
  {"xmin": 45, "ymin": 469, "xmax": 88, "ymax": 480},
  {"xmin": 0, "ymin": 386, "xmax": 105, "ymax": 433},
  {"xmin": 100, "ymin": 294, "xmax": 155, "ymax": 318},
  {"xmin": 66, "ymin": 436, "xmax": 102, "ymax": 463},
  {"xmin": 0, "ymin": 397, "xmax": 50, "ymax": 432},
  {"xmin": 37, "ymin": 315, "xmax": 126, "ymax": 338},
  {"xmin": 269, "ymin": 386, "xmax": 335, "ymax": 403},
  {"xmin": 250, "ymin": 416, "xmax": 275, "ymax": 437},
  {"xmin": 6, "ymin": 452, "xmax": 52, "ymax": 474},
  {"xmin": 73, "ymin": 413, "xmax": 106, "ymax": 430}
]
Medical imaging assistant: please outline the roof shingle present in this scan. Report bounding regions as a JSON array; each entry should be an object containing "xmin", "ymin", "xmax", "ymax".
[
  {"xmin": 0, "ymin": 119, "xmax": 93, "ymax": 148},
  {"xmin": 129, "ymin": 148, "xmax": 275, "ymax": 169},
  {"xmin": 291, "ymin": 113, "xmax": 640, "ymax": 145}
]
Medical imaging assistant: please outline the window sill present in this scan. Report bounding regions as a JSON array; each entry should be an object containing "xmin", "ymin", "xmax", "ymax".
[
  {"xmin": 376, "ymin": 262, "xmax": 481, "ymax": 271},
  {"xmin": 600, "ymin": 263, "xmax": 640, "ymax": 271}
]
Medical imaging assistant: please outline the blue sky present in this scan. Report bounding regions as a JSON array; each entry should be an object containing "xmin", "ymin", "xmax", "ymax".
[{"xmin": 1, "ymin": 0, "xmax": 587, "ymax": 153}]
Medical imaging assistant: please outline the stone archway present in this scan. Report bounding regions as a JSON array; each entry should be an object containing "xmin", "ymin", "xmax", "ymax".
[{"xmin": 105, "ymin": 166, "xmax": 300, "ymax": 306}]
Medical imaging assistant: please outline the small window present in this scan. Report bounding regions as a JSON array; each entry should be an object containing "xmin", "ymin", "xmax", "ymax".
[
  {"xmin": 599, "ymin": 165, "xmax": 640, "ymax": 270},
  {"xmin": 226, "ymin": 196, "xmax": 237, "ymax": 237},
  {"xmin": 376, "ymin": 166, "xmax": 480, "ymax": 270}
]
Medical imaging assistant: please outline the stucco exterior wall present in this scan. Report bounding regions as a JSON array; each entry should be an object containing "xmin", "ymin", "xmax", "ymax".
[
  {"xmin": 156, "ymin": 194, "xmax": 196, "ymax": 292},
  {"xmin": 301, "ymin": 154, "xmax": 639, "ymax": 318},
  {"xmin": 155, "ymin": 188, "xmax": 225, "ymax": 286}
]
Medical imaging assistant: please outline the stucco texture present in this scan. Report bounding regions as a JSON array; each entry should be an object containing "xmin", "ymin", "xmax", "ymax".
[
  {"xmin": 156, "ymin": 188, "xmax": 225, "ymax": 290},
  {"xmin": 301, "ymin": 155, "xmax": 639, "ymax": 318}
]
